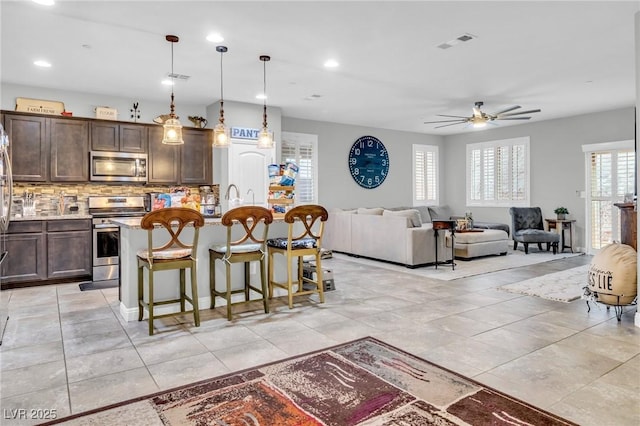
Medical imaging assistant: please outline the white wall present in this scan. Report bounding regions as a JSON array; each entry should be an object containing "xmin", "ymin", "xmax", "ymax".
[
  {"xmin": 282, "ymin": 117, "xmax": 444, "ymax": 209},
  {"xmin": 1, "ymin": 82, "xmax": 208, "ymax": 126},
  {"xmin": 442, "ymin": 107, "xmax": 636, "ymax": 250}
]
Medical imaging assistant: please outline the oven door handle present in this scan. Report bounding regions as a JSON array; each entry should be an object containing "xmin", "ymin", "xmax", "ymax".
[{"xmin": 93, "ymin": 224, "xmax": 119, "ymax": 230}]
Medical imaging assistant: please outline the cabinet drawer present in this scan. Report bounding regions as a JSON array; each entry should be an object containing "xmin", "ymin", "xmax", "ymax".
[
  {"xmin": 47, "ymin": 219, "xmax": 91, "ymax": 232},
  {"xmin": 7, "ymin": 221, "xmax": 45, "ymax": 234}
]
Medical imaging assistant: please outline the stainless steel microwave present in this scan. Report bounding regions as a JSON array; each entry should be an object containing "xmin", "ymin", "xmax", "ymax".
[{"xmin": 89, "ymin": 151, "xmax": 147, "ymax": 183}]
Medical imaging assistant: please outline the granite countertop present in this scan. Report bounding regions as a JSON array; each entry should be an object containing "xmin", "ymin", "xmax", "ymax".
[{"xmin": 11, "ymin": 213, "xmax": 93, "ymax": 221}]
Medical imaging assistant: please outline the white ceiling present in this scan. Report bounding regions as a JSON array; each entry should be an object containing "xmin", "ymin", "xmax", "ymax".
[{"xmin": 1, "ymin": 0, "xmax": 638, "ymax": 135}]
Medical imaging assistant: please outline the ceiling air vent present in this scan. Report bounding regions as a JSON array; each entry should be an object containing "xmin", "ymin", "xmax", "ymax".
[
  {"xmin": 437, "ymin": 33, "xmax": 477, "ymax": 50},
  {"xmin": 168, "ymin": 73, "xmax": 191, "ymax": 81}
]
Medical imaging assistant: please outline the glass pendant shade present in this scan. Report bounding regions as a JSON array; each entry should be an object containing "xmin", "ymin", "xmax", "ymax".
[
  {"xmin": 256, "ymin": 126, "xmax": 273, "ymax": 149},
  {"xmin": 162, "ymin": 117, "xmax": 184, "ymax": 144},
  {"xmin": 162, "ymin": 35, "xmax": 184, "ymax": 145},
  {"xmin": 213, "ymin": 46, "xmax": 230, "ymax": 148},
  {"xmin": 213, "ymin": 121, "xmax": 230, "ymax": 147}
]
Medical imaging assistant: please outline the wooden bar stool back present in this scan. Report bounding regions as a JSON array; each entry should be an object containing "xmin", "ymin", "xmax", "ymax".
[
  {"xmin": 137, "ymin": 207, "xmax": 205, "ymax": 335},
  {"xmin": 209, "ymin": 206, "xmax": 273, "ymax": 320},
  {"xmin": 267, "ymin": 205, "xmax": 329, "ymax": 309}
]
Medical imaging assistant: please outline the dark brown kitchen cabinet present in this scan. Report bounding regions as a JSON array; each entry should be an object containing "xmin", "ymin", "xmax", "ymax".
[
  {"xmin": 147, "ymin": 126, "xmax": 179, "ymax": 184},
  {"xmin": 181, "ymin": 128, "xmax": 212, "ymax": 184},
  {"xmin": 91, "ymin": 121, "xmax": 147, "ymax": 153},
  {"xmin": 147, "ymin": 126, "xmax": 211, "ymax": 185},
  {"xmin": 1, "ymin": 219, "xmax": 91, "ymax": 289},
  {"xmin": 46, "ymin": 219, "xmax": 92, "ymax": 279},
  {"xmin": 50, "ymin": 118, "xmax": 89, "ymax": 182},
  {"xmin": 2, "ymin": 112, "xmax": 89, "ymax": 182},
  {"xmin": 3, "ymin": 113, "xmax": 48, "ymax": 182},
  {"xmin": 1, "ymin": 221, "xmax": 47, "ymax": 285}
]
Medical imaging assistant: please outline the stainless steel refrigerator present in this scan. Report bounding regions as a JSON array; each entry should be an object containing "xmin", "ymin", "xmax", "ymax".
[{"xmin": 0, "ymin": 123, "xmax": 13, "ymax": 344}]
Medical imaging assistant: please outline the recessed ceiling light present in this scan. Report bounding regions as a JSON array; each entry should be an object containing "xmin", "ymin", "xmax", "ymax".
[
  {"xmin": 256, "ymin": 94, "xmax": 267, "ymax": 100},
  {"xmin": 206, "ymin": 33, "xmax": 224, "ymax": 43},
  {"xmin": 33, "ymin": 0, "xmax": 55, "ymax": 5},
  {"xmin": 33, "ymin": 60, "xmax": 52, "ymax": 68},
  {"xmin": 324, "ymin": 59, "xmax": 339, "ymax": 68}
]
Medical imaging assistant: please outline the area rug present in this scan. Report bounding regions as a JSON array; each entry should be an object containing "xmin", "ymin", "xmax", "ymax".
[
  {"xmin": 43, "ymin": 337, "xmax": 575, "ymax": 425},
  {"xmin": 498, "ymin": 264, "xmax": 589, "ymax": 302},
  {"xmin": 331, "ymin": 249, "xmax": 582, "ymax": 281}
]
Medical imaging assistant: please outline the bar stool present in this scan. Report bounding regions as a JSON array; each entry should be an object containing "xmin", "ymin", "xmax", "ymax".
[
  {"xmin": 267, "ymin": 205, "xmax": 329, "ymax": 309},
  {"xmin": 209, "ymin": 206, "xmax": 273, "ymax": 320},
  {"xmin": 137, "ymin": 207, "xmax": 205, "ymax": 336}
]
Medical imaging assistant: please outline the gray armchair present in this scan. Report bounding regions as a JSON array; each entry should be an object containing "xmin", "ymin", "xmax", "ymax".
[{"xmin": 509, "ymin": 207, "xmax": 559, "ymax": 254}]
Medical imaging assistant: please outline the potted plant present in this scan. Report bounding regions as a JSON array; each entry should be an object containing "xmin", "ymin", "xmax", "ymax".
[{"xmin": 554, "ymin": 207, "xmax": 569, "ymax": 220}]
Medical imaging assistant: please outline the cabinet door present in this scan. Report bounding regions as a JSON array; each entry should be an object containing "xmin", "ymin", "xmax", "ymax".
[
  {"xmin": 181, "ymin": 128, "xmax": 212, "ymax": 184},
  {"xmin": 50, "ymin": 118, "xmax": 89, "ymax": 182},
  {"xmin": 3, "ymin": 113, "xmax": 48, "ymax": 182},
  {"xmin": 120, "ymin": 124, "xmax": 148, "ymax": 153},
  {"xmin": 91, "ymin": 122, "xmax": 119, "ymax": 151},
  {"xmin": 147, "ymin": 126, "xmax": 179, "ymax": 184},
  {"xmin": 47, "ymin": 230, "xmax": 92, "ymax": 279},
  {"xmin": 1, "ymin": 233, "xmax": 47, "ymax": 283}
]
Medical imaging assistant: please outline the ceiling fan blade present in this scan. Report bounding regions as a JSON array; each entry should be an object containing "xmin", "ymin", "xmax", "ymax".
[
  {"xmin": 498, "ymin": 109, "xmax": 541, "ymax": 117},
  {"xmin": 436, "ymin": 114, "xmax": 470, "ymax": 119},
  {"xmin": 491, "ymin": 105, "xmax": 521, "ymax": 116},
  {"xmin": 435, "ymin": 122, "xmax": 467, "ymax": 129},
  {"xmin": 496, "ymin": 116, "xmax": 532, "ymax": 120},
  {"xmin": 424, "ymin": 119, "xmax": 468, "ymax": 124}
]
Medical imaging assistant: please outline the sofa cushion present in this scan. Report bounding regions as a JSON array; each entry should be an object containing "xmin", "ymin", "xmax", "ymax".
[
  {"xmin": 383, "ymin": 209, "xmax": 422, "ymax": 228},
  {"xmin": 428, "ymin": 205, "xmax": 453, "ymax": 221},
  {"xmin": 357, "ymin": 207, "xmax": 384, "ymax": 215}
]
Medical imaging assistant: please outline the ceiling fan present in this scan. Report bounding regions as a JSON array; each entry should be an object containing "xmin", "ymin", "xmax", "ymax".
[{"xmin": 424, "ymin": 101, "xmax": 541, "ymax": 129}]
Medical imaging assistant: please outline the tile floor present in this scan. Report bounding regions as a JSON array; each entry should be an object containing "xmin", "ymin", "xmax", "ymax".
[{"xmin": 1, "ymin": 253, "xmax": 639, "ymax": 425}]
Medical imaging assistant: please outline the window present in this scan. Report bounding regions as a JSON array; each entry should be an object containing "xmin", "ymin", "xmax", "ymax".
[
  {"xmin": 281, "ymin": 132, "xmax": 318, "ymax": 204},
  {"xmin": 413, "ymin": 144, "xmax": 438, "ymax": 205},
  {"xmin": 466, "ymin": 137, "xmax": 530, "ymax": 206},
  {"xmin": 583, "ymin": 140, "xmax": 635, "ymax": 252}
]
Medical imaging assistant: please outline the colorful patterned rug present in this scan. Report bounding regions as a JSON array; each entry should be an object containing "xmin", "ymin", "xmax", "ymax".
[{"xmin": 43, "ymin": 337, "xmax": 575, "ymax": 425}]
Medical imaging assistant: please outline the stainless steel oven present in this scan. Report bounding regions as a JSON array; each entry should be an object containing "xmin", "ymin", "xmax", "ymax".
[{"xmin": 89, "ymin": 196, "xmax": 146, "ymax": 295}]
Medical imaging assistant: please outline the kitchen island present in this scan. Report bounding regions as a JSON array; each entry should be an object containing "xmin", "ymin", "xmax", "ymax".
[{"xmin": 112, "ymin": 216, "xmax": 292, "ymax": 321}]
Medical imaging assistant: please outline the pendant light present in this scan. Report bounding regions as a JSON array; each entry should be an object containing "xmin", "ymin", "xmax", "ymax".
[
  {"xmin": 257, "ymin": 55, "xmax": 274, "ymax": 149},
  {"xmin": 213, "ymin": 46, "xmax": 230, "ymax": 148},
  {"xmin": 162, "ymin": 35, "xmax": 184, "ymax": 145}
]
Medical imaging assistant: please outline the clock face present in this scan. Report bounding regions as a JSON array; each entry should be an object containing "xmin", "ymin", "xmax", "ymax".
[{"xmin": 348, "ymin": 136, "xmax": 389, "ymax": 189}]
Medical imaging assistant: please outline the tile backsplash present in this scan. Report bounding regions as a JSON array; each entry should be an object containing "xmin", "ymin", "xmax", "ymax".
[{"xmin": 12, "ymin": 183, "xmax": 219, "ymax": 216}]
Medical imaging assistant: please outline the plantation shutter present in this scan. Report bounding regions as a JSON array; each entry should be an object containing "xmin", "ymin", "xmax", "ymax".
[
  {"xmin": 413, "ymin": 145, "xmax": 438, "ymax": 204},
  {"xmin": 281, "ymin": 138, "xmax": 315, "ymax": 204}
]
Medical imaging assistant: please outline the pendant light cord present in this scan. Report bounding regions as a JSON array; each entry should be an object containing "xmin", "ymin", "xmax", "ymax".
[
  {"xmin": 169, "ymin": 39, "xmax": 176, "ymax": 118},
  {"xmin": 262, "ymin": 57, "xmax": 268, "ymax": 128},
  {"xmin": 219, "ymin": 47, "xmax": 225, "ymax": 124}
]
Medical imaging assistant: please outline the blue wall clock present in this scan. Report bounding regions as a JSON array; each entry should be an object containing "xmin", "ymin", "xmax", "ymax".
[{"xmin": 348, "ymin": 135, "xmax": 389, "ymax": 189}]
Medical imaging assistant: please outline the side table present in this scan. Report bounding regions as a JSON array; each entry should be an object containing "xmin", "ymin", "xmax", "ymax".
[
  {"xmin": 544, "ymin": 219, "xmax": 576, "ymax": 253},
  {"xmin": 432, "ymin": 220, "xmax": 456, "ymax": 269}
]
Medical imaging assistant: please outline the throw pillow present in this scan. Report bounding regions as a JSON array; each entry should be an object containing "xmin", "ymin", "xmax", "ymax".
[
  {"xmin": 357, "ymin": 207, "xmax": 384, "ymax": 215},
  {"xmin": 427, "ymin": 205, "xmax": 453, "ymax": 221},
  {"xmin": 588, "ymin": 243, "xmax": 637, "ymax": 305},
  {"xmin": 383, "ymin": 209, "xmax": 422, "ymax": 227}
]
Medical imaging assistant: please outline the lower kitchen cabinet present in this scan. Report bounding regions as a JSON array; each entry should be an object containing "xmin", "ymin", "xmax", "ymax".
[
  {"xmin": 46, "ymin": 220, "xmax": 92, "ymax": 280},
  {"xmin": 1, "ymin": 219, "xmax": 91, "ymax": 289}
]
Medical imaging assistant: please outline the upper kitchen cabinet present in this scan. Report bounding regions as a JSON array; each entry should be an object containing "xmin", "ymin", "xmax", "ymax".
[
  {"xmin": 181, "ymin": 128, "xmax": 212, "ymax": 185},
  {"xmin": 3, "ymin": 113, "xmax": 48, "ymax": 181},
  {"xmin": 91, "ymin": 121, "xmax": 148, "ymax": 153},
  {"xmin": 3, "ymin": 112, "xmax": 89, "ymax": 182},
  {"xmin": 50, "ymin": 118, "xmax": 89, "ymax": 182},
  {"xmin": 148, "ymin": 125, "xmax": 212, "ymax": 185}
]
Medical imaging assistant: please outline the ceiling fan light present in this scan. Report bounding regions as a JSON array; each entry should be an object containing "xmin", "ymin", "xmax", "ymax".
[
  {"xmin": 472, "ymin": 121, "xmax": 487, "ymax": 129},
  {"xmin": 162, "ymin": 118, "xmax": 184, "ymax": 144}
]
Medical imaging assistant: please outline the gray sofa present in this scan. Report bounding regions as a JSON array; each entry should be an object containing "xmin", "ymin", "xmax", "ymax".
[
  {"xmin": 427, "ymin": 205, "xmax": 510, "ymax": 236},
  {"xmin": 323, "ymin": 206, "xmax": 452, "ymax": 267}
]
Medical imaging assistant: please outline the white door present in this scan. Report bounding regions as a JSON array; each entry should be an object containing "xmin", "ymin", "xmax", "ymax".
[{"xmin": 228, "ymin": 140, "xmax": 275, "ymax": 208}]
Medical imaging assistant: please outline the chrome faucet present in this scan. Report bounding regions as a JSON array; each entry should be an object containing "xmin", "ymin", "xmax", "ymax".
[
  {"xmin": 246, "ymin": 188, "xmax": 255, "ymax": 205},
  {"xmin": 225, "ymin": 184, "xmax": 240, "ymax": 200}
]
